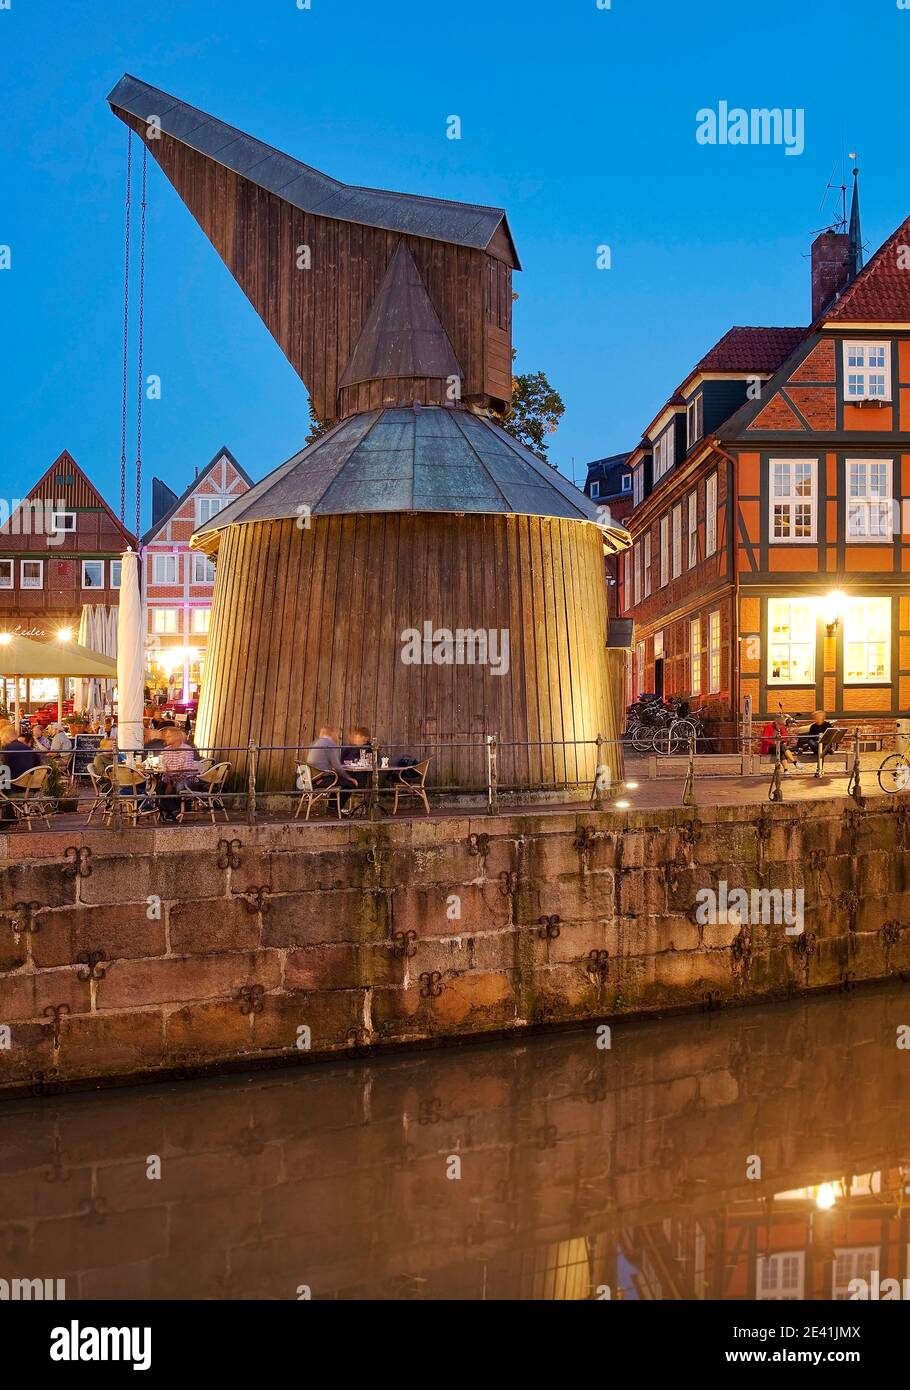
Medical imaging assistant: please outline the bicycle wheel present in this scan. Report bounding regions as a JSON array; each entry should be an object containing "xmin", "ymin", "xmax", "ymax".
[
  {"xmin": 631, "ymin": 722, "xmax": 655, "ymax": 753},
  {"xmin": 878, "ymin": 754, "xmax": 910, "ymax": 793}
]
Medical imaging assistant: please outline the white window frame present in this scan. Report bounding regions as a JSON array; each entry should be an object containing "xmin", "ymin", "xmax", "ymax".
[
  {"xmin": 756, "ymin": 1252, "xmax": 805, "ymax": 1301},
  {"xmin": 654, "ymin": 630, "xmax": 664, "ymax": 659},
  {"xmin": 110, "ymin": 559, "xmax": 121, "ymax": 589},
  {"xmin": 191, "ymin": 552, "xmax": 217, "ymax": 584},
  {"xmin": 687, "ymin": 490, "xmax": 698, "ymax": 567},
  {"xmin": 846, "ymin": 459, "xmax": 893, "ymax": 541},
  {"xmin": 843, "ymin": 341, "xmax": 890, "ymax": 402},
  {"xmin": 151, "ymin": 608, "xmax": 180, "ymax": 635},
  {"xmin": 81, "ymin": 559, "xmax": 105, "ymax": 590},
  {"xmin": 705, "ymin": 472, "xmax": 717, "ymax": 556},
  {"xmin": 195, "ymin": 495, "xmax": 228, "ymax": 526},
  {"xmin": 689, "ymin": 617, "xmax": 701, "ymax": 696},
  {"xmin": 770, "ymin": 458, "xmax": 817, "ymax": 543},
  {"xmin": 833, "ymin": 1247, "xmax": 879, "ymax": 1301},
  {"xmin": 843, "ymin": 596, "xmax": 891, "ymax": 684},
  {"xmin": 636, "ymin": 640, "xmax": 645, "ymax": 696},
  {"xmin": 50, "ymin": 510, "xmax": 76, "ymax": 535},
  {"xmin": 708, "ymin": 609, "xmax": 721, "ymax": 694},
  {"xmin": 190, "ymin": 607, "xmax": 211, "ymax": 635},
  {"xmin": 633, "ymin": 541, "xmax": 642, "ymax": 605},
  {"xmin": 643, "ymin": 532, "xmax": 651, "ymax": 598},
  {"xmin": 654, "ymin": 427, "xmax": 675, "ymax": 481},
  {"xmin": 632, "ymin": 468, "xmax": 643, "ymax": 506},
  {"xmin": 686, "ymin": 393, "xmax": 703, "ymax": 449},
  {"xmin": 671, "ymin": 505, "xmax": 682, "ymax": 579},
  {"xmin": 767, "ymin": 597, "xmax": 816, "ymax": 686},
  {"xmin": 589, "ymin": 480, "xmax": 600, "ymax": 499},
  {"xmin": 622, "ymin": 472, "xmax": 632, "ymax": 494},
  {"xmin": 623, "ymin": 549, "xmax": 631, "ymax": 612},
  {"xmin": 0, "ymin": 559, "xmax": 12, "ymax": 589},
  {"xmin": 20, "ymin": 559, "xmax": 43, "ymax": 589},
  {"xmin": 152, "ymin": 553, "xmax": 179, "ymax": 585},
  {"xmin": 659, "ymin": 515, "xmax": 669, "ymax": 588}
]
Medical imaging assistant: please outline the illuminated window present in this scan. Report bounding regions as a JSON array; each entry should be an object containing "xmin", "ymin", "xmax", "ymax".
[
  {"xmin": 689, "ymin": 618, "xmax": 701, "ymax": 696},
  {"xmin": 659, "ymin": 515, "xmax": 669, "ymax": 587},
  {"xmin": 843, "ymin": 341, "xmax": 890, "ymax": 401},
  {"xmin": 768, "ymin": 598, "xmax": 816, "ymax": 684},
  {"xmin": 190, "ymin": 607, "xmax": 210, "ymax": 634},
  {"xmin": 846, "ymin": 460, "xmax": 893, "ymax": 540},
  {"xmin": 636, "ymin": 640, "xmax": 645, "ymax": 696},
  {"xmin": 708, "ymin": 609, "xmax": 721, "ymax": 693},
  {"xmin": 151, "ymin": 608, "xmax": 179, "ymax": 635},
  {"xmin": 633, "ymin": 542, "xmax": 642, "ymax": 605},
  {"xmin": 770, "ymin": 459, "xmax": 816, "ymax": 542},
  {"xmin": 705, "ymin": 472, "xmax": 717, "ymax": 556},
  {"xmin": 672, "ymin": 505, "xmax": 682, "ymax": 579},
  {"xmin": 843, "ymin": 597, "xmax": 890, "ymax": 683}
]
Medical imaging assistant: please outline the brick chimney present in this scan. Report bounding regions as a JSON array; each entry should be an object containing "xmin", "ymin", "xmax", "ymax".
[{"xmin": 811, "ymin": 230, "xmax": 852, "ymax": 320}]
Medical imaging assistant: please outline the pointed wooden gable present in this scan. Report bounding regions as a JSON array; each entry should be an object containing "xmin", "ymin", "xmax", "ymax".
[
  {"xmin": 15, "ymin": 451, "xmax": 136, "ymax": 547},
  {"xmin": 339, "ymin": 242, "xmax": 461, "ymax": 391}
]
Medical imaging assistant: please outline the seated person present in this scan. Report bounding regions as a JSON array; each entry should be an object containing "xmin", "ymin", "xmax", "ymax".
[
  {"xmin": 759, "ymin": 717, "xmax": 798, "ymax": 771},
  {"xmin": 307, "ymin": 724, "xmax": 358, "ymax": 797},
  {"xmin": 91, "ymin": 739, "xmax": 116, "ymax": 779},
  {"xmin": 796, "ymin": 710, "xmax": 835, "ymax": 757},
  {"xmin": 157, "ymin": 726, "xmax": 203, "ymax": 821},
  {"xmin": 341, "ymin": 726, "xmax": 373, "ymax": 786},
  {"xmin": 0, "ymin": 726, "xmax": 41, "ymax": 817},
  {"xmin": 49, "ymin": 723, "xmax": 73, "ymax": 754}
]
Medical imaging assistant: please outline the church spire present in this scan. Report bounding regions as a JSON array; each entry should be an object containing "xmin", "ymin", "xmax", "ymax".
[{"xmin": 848, "ymin": 162, "xmax": 863, "ymax": 276}]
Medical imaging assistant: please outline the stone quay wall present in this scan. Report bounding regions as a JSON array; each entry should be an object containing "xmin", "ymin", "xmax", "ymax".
[{"xmin": 1, "ymin": 794, "xmax": 908, "ymax": 1097}]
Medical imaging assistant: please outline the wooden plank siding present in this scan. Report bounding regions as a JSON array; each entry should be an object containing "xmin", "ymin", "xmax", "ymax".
[
  {"xmin": 121, "ymin": 120, "xmax": 513, "ymax": 420},
  {"xmin": 196, "ymin": 514, "xmax": 618, "ymax": 792}
]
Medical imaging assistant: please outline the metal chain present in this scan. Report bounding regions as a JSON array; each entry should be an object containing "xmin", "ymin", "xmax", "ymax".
[
  {"xmin": 134, "ymin": 143, "xmax": 148, "ymax": 540},
  {"xmin": 119, "ymin": 131, "xmax": 132, "ymax": 525}
]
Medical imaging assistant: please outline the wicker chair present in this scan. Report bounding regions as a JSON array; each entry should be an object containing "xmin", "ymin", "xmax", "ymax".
[
  {"xmin": 0, "ymin": 765, "xmax": 54, "ymax": 830},
  {"xmin": 105, "ymin": 765, "xmax": 157, "ymax": 827},
  {"xmin": 391, "ymin": 759, "xmax": 431, "ymax": 817},
  {"xmin": 84, "ymin": 767, "xmax": 114, "ymax": 825},
  {"xmin": 294, "ymin": 764, "xmax": 343, "ymax": 820},
  {"xmin": 178, "ymin": 762, "xmax": 232, "ymax": 823}
]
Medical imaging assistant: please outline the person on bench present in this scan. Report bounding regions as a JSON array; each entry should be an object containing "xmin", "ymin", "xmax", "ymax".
[{"xmin": 796, "ymin": 710, "xmax": 834, "ymax": 758}]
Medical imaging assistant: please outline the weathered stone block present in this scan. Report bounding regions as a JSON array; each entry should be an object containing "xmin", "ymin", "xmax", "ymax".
[
  {"xmin": 263, "ymin": 888, "xmax": 388, "ymax": 947},
  {"xmin": 58, "ymin": 1008, "xmax": 166, "ymax": 1076},
  {"xmin": 169, "ymin": 897, "xmax": 261, "ymax": 954},
  {"xmin": 96, "ymin": 951, "xmax": 281, "ymax": 1010},
  {"xmin": 252, "ymin": 989, "xmax": 365, "ymax": 1051},
  {"xmin": 31, "ymin": 903, "xmax": 167, "ymax": 968},
  {"xmin": 0, "ymin": 861, "xmax": 76, "ymax": 911},
  {"xmin": 80, "ymin": 852, "xmax": 227, "ymax": 905},
  {"xmin": 0, "ymin": 968, "xmax": 90, "ymax": 1022}
]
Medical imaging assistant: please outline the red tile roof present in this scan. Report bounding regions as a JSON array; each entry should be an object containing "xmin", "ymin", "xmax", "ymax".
[
  {"xmin": 689, "ymin": 325, "xmax": 806, "ymax": 376},
  {"xmin": 822, "ymin": 212, "xmax": 910, "ymax": 322}
]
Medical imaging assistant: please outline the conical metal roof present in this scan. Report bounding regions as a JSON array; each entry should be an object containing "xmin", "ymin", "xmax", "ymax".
[{"xmin": 192, "ymin": 408, "xmax": 623, "ymax": 540}]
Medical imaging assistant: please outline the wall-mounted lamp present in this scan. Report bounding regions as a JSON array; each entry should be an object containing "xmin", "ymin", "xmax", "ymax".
[{"xmin": 824, "ymin": 591, "xmax": 846, "ymax": 635}]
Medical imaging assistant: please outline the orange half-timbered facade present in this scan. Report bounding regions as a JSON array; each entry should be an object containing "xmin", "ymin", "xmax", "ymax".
[
  {"xmin": 141, "ymin": 447, "xmax": 251, "ymax": 699},
  {"xmin": 621, "ymin": 188, "xmax": 910, "ymax": 733}
]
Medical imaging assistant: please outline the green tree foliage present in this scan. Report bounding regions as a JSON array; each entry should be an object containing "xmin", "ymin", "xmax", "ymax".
[
  {"xmin": 305, "ymin": 401, "xmax": 335, "ymax": 446},
  {"xmin": 494, "ymin": 352, "xmax": 565, "ymax": 464}
]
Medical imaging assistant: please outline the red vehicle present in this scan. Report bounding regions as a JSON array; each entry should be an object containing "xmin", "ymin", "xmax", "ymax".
[
  {"xmin": 32, "ymin": 699, "xmax": 75, "ymax": 726},
  {"xmin": 164, "ymin": 698, "xmax": 198, "ymax": 719}
]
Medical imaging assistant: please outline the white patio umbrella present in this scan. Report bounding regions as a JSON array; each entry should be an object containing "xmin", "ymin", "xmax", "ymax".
[{"xmin": 116, "ymin": 550, "xmax": 144, "ymax": 758}]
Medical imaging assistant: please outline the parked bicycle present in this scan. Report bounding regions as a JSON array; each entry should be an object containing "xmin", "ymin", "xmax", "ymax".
[
  {"xmin": 626, "ymin": 695, "xmax": 705, "ymax": 756},
  {"xmin": 878, "ymin": 750, "xmax": 910, "ymax": 793}
]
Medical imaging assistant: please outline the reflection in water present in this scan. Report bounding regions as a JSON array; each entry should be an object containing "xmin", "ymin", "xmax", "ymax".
[{"xmin": 2, "ymin": 982, "xmax": 910, "ymax": 1300}]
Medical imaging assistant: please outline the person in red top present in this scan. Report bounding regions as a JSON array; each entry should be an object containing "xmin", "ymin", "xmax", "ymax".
[{"xmin": 759, "ymin": 717, "xmax": 798, "ymax": 772}]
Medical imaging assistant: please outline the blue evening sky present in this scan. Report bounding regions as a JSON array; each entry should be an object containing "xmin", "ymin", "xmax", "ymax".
[{"xmin": 2, "ymin": 0, "xmax": 908, "ymax": 523}]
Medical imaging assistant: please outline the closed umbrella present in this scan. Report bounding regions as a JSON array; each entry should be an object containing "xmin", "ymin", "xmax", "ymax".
[{"xmin": 116, "ymin": 551, "xmax": 144, "ymax": 758}]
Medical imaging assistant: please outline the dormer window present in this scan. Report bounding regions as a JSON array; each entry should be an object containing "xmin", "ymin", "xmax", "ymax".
[
  {"xmin": 654, "ymin": 427, "xmax": 675, "ymax": 481},
  {"xmin": 590, "ymin": 480, "xmax": 601, "ymax": 499},
  {"xmin": 844, "ymin": 342, "xmax": 890, "ymax": 401},
  {"xmin": 621, "ymin": 473, "xmax": 632, "ymax": 492},
  {"xmin": 686, "ymin": 394, "xmax": 703, "ymax": 448}
]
